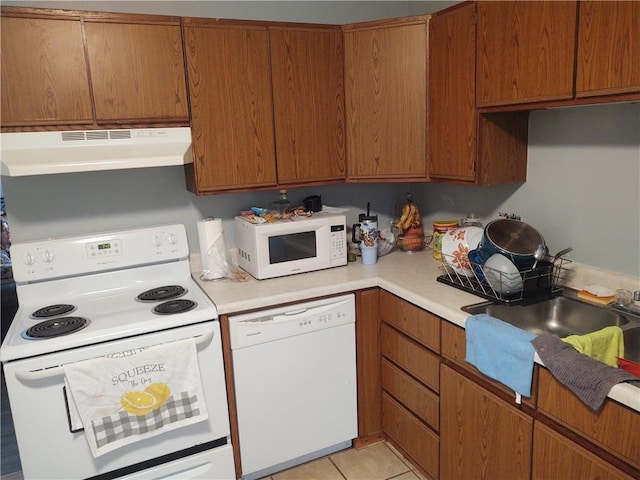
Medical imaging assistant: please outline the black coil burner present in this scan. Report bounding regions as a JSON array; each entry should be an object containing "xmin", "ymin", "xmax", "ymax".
[
  {"xmin": 153, "ymin": 299, "xmax": 197, "ymax": 315},
  {"xmin": 137, "ymin": 285, "xmax": 186, "ymax": 302},
  {"xmin": 22, "ymin": 317, "xmax": 89, "ymax": 339},
  {"xmin": 31, "ymin": 304, "xmax": 76, "ymax": 318}
]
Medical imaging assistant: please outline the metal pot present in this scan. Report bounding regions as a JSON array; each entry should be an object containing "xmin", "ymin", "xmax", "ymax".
[{"xmin": 477, "ymin": 219, "xmax": 544, "ymax": 270}]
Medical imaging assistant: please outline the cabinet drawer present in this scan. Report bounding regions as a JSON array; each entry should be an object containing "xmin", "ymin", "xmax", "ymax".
[
  {"xmin": 382, "ymin": 359, "xmax": 439, "ymax": 431},
  {"xmin": 381, "ymin": 323, "xmax": 439, "ymax": 393},
  {"xmin": 538, "ymin": 368, "xmax": 640, "ymax": 470},
  {"xmin": 382, "ymin": 393, "xmax": 439, "ymax": 479},
  {"xmin": 380, "ymin": 290, "xmax": 440, "ymax": 353}
]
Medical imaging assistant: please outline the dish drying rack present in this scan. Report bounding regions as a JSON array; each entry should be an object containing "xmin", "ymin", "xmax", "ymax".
[{"xmin": 437, "ymin": 253, "xmax": 571, "ymax": 304}]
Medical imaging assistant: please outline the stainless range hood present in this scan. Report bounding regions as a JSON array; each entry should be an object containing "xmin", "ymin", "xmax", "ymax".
[{"xmin": 1, "ymin": 127, "xmax": 193, "ymax": 177}]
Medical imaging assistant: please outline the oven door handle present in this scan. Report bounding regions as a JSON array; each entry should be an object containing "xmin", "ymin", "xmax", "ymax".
[{"xmin": 14, "ymin": 329, "xmax": 215, "ymax": 381}]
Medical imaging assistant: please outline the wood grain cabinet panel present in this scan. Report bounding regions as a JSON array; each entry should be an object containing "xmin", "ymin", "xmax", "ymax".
[
  {"xmin": 533, "ymin": 422, "xmax": 635, "ymax": 480},
  {"xmin": 380, "ymin": 290, "xmax": 440, "ymax": 353},
  {"xmin": 428, "ymin": 2, "xmax": 476, "ymax": 182},
  {"xmin": 538, "ymin": 368, "xmax": 640, "ymax": 470},
  {"xmin": 381, "ymin": 323, "xmax": 439, "ymax": 393},
  {"xmin": 1, "ymin": 15, "xmax": 93, "ymax": 126},
  {"xmin": 576, "ymin": 1, "xmax": 640, "ymax": 97},
  {"xmin": 428, "ymin": 3, "xmax": 528, "ymax": 185},
  {"xmin": 84, "ymin": 21, "xmax": 188, "ymax": 123},
  {"xmin": 269, "ymin": 27, "xmax": 346, "ymax": 184},
  {"xmin": 382, "ymin": 359, "xmax": 439, "ymax": 431},
  {"xmin": 476, "ymin": 1, "xmax": 578, "ymax": 107},
  {"xmin": 344, "ymin": 19, "xmax": 427, "ymax": 181},
  {"xmin": 355, "ymin": 288, "xmax": 383, "ymax": 445},
  {"xmin": 382, "ymin": 393, "xmax": 439, "ymax": 480},
  {"xmin": 440, "ymin": 364, "xmax": 533, "ymax": 480},
  {"xmin": 183, "ymin": 23, "xmax": 277, "ymax": 193}
]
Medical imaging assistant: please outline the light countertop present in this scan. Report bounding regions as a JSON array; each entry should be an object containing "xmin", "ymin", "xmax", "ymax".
[{"xmin": 191, "ymin": 249, "xmax": 640, "ymax": 412}]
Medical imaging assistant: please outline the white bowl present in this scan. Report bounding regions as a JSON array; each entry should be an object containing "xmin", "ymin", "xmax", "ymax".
[
  {"xmin": 484, "ymin": 253, "xmax": 523, "ymax": 295},
  {"xmin": 441, "ymin": 226, "xmax": 483, "ymax": 276}
]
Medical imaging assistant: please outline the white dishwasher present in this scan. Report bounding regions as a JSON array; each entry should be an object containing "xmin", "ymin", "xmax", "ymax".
[{"xmin": 229, "ymin": 294, "xmax": 357, "ymax": 480}]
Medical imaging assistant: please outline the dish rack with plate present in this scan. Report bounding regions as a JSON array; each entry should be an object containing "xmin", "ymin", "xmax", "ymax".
[{"xmin": 437, "ymin": 253, "xmax": 570, "ymax": 304}]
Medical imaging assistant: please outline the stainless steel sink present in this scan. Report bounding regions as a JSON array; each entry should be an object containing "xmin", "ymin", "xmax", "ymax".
[
  {"xmin": 462, "ymin": 290, "xmax": 640, "ymax": 361},
  {"xmin": 623, "ymin": 327, "xmax": 640, "ymax": 363}
]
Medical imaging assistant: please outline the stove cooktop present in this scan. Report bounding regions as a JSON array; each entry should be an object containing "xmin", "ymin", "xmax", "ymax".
[{"xmin": 1, "ymin": 224, "xmax": 218, "ymax": 362}]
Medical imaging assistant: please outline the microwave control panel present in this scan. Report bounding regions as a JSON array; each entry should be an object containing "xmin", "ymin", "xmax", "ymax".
[{"xmin": 330, "ymin": 223, "xmax": 347, "ymax": 266}]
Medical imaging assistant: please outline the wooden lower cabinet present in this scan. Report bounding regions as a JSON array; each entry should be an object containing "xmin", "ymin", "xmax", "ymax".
[
  {"xmin": 355, "ymin": 288, "xmax": 383, "ymax": 445},
  {"xmin": 380, "ymin": 291, "xmax": 440, "ymax": 479},
  {"xmin": 383, "ymin": 393, "xmax": 439, "ymax": 479},
  {"xmin": 532, "ymin": 422, "xmax": 634, "ymax": 480},
  {"xmin": 440, "ymin": 364, "xmax": 533, "ymax": 480},
  {"xmin": 537, "ymin": 368, "xmax": 640, "ymax": 472}
]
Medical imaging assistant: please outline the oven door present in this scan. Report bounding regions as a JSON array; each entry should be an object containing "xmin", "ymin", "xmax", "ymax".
[{"xmin": 2, "ymin": 322, "xmax": 233, "ymax": 480}]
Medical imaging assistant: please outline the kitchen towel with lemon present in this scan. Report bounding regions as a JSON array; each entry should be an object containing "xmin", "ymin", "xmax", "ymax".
[{"xmin": 64, "ymin": 338, "xmax": 208, "ymax": 457}]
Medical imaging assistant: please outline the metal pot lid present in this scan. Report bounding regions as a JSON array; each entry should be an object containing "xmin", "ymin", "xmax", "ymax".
[{"xmin": 484, "ymin": 219, "xmax": 544, "ymax": 255}]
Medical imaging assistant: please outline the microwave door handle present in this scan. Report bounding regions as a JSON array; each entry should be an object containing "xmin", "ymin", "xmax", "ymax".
[{"xmin": 14, "ymin": 330, "xmax": 215, "ymax": 381}]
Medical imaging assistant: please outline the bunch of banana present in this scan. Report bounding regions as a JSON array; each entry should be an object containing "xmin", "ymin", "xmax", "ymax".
[{"xmin": 396, "ymin": 199, "xmax": 422, "ymax": 230}]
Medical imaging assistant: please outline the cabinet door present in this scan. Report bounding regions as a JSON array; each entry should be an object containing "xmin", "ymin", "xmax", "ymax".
[
  {"xmin": 84, "ymin": 21, "xmax": 188, "ymax": 123},
  {"xmin": 270, "ymin": 27, "xmax": 346, "ymax": 184},
  {"xmin": 576, "ymin": 1, "xmax": 640, "ymax": 97},
  {"xmin": 533, "ymin": 422, "xmax": 634, "ymax": 480},
  {"xmin": 538, "ymin": 368, "xmax": 640, "ymax": 470},
  {"xmin": 440, "ymin": 364, "xmax": 532, "ymax": 480},
  {"xmin": 344, "ymin": 21, "xmax": 427, "ymax": 180},
  {"xmin": 428, "ymin": 3, "xmax": 476, "ymax": 181},
  {"xmin": 183, "ymin": 24, "xmax": 277, "ymax": 193},
  {"xmin": 476, "ymin": 1, "xmax": 577, "ymax": 107},
  {"xmin": 1, "ymin": 15, "xmax": 93, "ymax": 127}
]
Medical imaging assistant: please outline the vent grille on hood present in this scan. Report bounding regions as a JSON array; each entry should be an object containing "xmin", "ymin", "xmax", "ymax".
[{"xmin": 1, "ymin": 127, "xmax": 192, "ymax": 176}]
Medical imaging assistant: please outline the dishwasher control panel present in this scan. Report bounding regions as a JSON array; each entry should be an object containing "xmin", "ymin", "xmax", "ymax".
[{"xmin": 228, "ymin": 294, "xmax": 355, "ymax": 349}]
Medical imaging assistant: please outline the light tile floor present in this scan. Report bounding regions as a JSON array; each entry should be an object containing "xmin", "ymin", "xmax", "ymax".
[{"xmin": 265, "ymin": 442, "xmax": 426, "ymax": 480}]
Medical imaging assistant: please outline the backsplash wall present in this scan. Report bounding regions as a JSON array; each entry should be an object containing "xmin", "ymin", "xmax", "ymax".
[{"xmin": 4, "ymin": 103, "xmax": 639, "ymax": 277}]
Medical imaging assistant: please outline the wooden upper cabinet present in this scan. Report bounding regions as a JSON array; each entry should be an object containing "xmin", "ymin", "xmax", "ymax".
[
  {"xmin": 576, "ymin": 1, "xmax": 640, "ymax": 98},
  {"xmin": 428, "ymin": 3, "xmax": 528, "ymax": 185},
  {"xmin": 183, "ymin": 22, "xmax": 277, "ymax": 193},
  {"xmin": 428, "ymin": 3, "xmax": 476, "ymax": 182},
  {"xmin": 476, "ymin": 1, "xmax": 578, "ymax": 107},
  {"xmin": 84, "ymin": 21, "xmax": 188, "ymax": 123},
  {"xmin": 269, "ymin": 27, "xmax": 346, "ymax": 184},
  {"xmin": 344, "ymin": 19, "xmax": 427, "ymax": 181},
  {"xmin": 1, "ymin": 15, "xmax": 93, "ymax": 127}
]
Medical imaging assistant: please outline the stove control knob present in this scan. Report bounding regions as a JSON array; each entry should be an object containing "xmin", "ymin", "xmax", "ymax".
[
  {"xmin": 166, "ymin": 233, "xmax": 178, "ymax": 245},
  {"xmin": 41, "ymin": 249, "xmax": 55, "ymax": 263},
  {"xmin": 152, "ymin": 235, "xmax": 163, "ymax": 248},
  {"xmin": 23, "ymin": 251, "xmax": 36, "ymax": 266}
]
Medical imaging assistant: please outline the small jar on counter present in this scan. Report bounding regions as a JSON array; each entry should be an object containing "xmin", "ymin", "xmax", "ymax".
[
  {"xmin": 433, "ymin": 220, "xmax": 458, "ymax": 260},
  {"xmin": 460, "ymin": 213, "xmax": 483, "ymax": 228}
]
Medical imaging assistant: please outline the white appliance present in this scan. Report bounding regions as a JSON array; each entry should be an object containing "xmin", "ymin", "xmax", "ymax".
[
  {"xmin": 234, "ymin": 213, "xmax": 347, "ymax": 280},
  {"xmin": 0, "ymin": 127, "xmax": 192, "ymax": 176},
  {"xmin": 1, "ymin": 224, "xmax": 235, "ymax": 479},
  {"xmin": 228, "ymin": 294, "xmax": 357, "ymax": 480}
]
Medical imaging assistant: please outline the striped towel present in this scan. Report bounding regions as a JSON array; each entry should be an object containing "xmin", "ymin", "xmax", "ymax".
[
  {"xmin": 65, "ymin": 338, "xmax": 208, "ymax": 457},
  {"xmin": 532, "ymin": 334, "xmax": 639, "ymax": 411}
]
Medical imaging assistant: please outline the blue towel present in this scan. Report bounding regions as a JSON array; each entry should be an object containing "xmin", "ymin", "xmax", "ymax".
[{"xmin": 465, "ymin": 314, "xmax": 536, "ymax": 397}]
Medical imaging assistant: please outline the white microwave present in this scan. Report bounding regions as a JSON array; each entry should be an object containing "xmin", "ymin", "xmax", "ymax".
[{"xmin": 234, "ymin": 214, "xmax": 347, "ymax": 279}]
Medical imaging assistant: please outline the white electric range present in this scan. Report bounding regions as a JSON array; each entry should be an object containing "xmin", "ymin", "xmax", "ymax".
[{"xmin": 1, "ymin": 224, "xmax": 235, "ymax": 479}]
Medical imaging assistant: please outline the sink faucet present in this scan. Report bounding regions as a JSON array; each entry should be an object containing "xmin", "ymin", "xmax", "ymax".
[{"xmin": 612, "ymin": 290, "xmax": 640, "ymax": 317}]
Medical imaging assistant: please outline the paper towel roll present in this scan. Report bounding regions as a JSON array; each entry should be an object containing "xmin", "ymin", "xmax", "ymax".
[{"xmin": 197, "ymin": 217, "xmax": 225, "ymax": 279}]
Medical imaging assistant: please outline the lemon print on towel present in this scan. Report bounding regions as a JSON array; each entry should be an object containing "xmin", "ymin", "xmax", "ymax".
[{"xmin": 121, "ymin": 383, "xmax": 171, "ymax": 416}]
